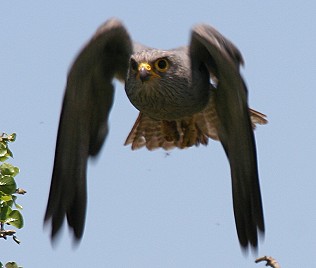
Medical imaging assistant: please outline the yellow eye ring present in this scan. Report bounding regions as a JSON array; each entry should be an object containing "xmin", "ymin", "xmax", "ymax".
[{"xmin": 154, "ymin": 58, "xmax": 169, "ymax": 72}]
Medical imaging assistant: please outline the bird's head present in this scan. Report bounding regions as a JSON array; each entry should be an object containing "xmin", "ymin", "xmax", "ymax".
[
  {"xmin": 128, "ymin": 49, "xmax": 178, "ymax": 83},
  {"xmin": 125, "ymin": 48, "xmax": 209, "ymax": 120}
]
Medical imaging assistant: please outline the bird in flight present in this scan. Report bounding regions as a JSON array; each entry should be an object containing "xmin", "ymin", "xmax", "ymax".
[{"xmin": 44, "ymin": 18, "xmax": 267, "ymax": 250}]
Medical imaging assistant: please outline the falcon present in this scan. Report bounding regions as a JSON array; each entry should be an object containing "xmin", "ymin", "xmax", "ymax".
[{"xmin": 44, "ymin": 18, "xmax": 267, "ymax": 250}]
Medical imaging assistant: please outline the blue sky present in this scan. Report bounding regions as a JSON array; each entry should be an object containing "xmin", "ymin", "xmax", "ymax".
[{"xmin": 1, "ymin": 1, "xmax": 316, "ymax": 267}]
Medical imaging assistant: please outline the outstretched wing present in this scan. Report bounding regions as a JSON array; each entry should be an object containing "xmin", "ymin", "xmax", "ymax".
[
  {"xmin": 44, "ymin": 18, "xmax": 133, "ymax": 240},
  {"xmin": 189, "ymin": 25, "xmax": 265, "ymax": 249}
]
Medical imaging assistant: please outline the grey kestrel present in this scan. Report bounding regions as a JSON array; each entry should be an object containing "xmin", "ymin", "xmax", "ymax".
[{"xmin": 44, "ymin": 18, "xmax": 267, "ymax": 250}]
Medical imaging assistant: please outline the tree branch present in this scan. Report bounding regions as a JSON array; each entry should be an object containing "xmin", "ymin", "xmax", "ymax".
[{"xmin": 255, "ymin": 256, "xmax": 281, "ymax": 268}]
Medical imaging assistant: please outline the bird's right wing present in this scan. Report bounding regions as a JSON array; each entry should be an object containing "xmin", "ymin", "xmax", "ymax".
[{"xmin": 44, "ymin": 18, "xmax": 133, "ymax": 241}]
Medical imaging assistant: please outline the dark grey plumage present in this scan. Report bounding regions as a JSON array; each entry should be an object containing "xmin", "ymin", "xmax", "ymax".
[
  {"xmin": 44, "ymin": 18, "xmax": 267, "ymax": 250},
  {"xmin": 126, "ymin": 48, "xmax": 210, "ymax": 120}
]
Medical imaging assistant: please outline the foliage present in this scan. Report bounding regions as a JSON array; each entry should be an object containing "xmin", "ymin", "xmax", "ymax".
[
  {"xmin": 0, "ymin": 133, "xmax": 25, "ymax": 267},
  {"xmin": 0, "ymin": 262, "xmax": 21, "ymax": 268}
]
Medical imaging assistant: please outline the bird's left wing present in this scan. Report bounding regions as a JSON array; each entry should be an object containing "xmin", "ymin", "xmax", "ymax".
[
  {"xmin": 189, "ymin": 24, "xmax": 265, "ymax": 250},
  {"xmin": 44, "ymin": 18, "xmax": 133, "ymax": 241}
]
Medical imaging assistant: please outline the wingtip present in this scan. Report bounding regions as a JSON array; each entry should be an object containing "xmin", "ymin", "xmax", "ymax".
[
  {"xmin": 237, "ymin": 223, "xmax": 265, "ymax": 254},
  {"xmin": 95, "ymin": 17, "xmax": 125, "ymax": 36}
]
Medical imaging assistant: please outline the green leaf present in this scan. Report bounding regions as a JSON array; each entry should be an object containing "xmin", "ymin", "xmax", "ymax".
[
  {"xmin": 5, "ymin": 210, "xmax": 23, "ymax": 229},
  {"xmin": 10, "ymin": 194, "xmax": 22, "ymax": 210},
  {"xmin": 0, "ymin": 143, "xmax": 7, "ymax": 157},
  {"xmin": 6, "ymin": 148, "xmax": 13, "ymax": 158},
  {"xmin": 13, "ymin": 167, "xmax": 19, "ymax": 177},
  {"xmin": 0, "ymin": 163, "xmax": 19, "ymax": 176},
  {"xmin": 8, "ymin": 133, "xmax": 16, "ymax": 142},
  {"xmin": 0, "ymin": 156, "xmax": 9, "ymax": 162},
  {"xmin": 1, "ymin": 195, "xmax": 12, "ymax": 202},
  {"xmin": 0, "ymin": 262, "xmax": 3, "ymax": 268},
  {"xmin": 6, "ymin": 199, "xmax": 14, "ymax": 208},
  {"xmin": 0, "ymin": 205, "xmax": 10, "ymax": 221},
  {"xmin": 14, "ymin": 203, "xmax": 23, "ymax": 210},
  {"xmin": 5, "ymin": 262, "xmax": 19, "ymax": 268},
  {"xmin": 0, "ymin": 175, "xmax": 17, "ymax": 194}
]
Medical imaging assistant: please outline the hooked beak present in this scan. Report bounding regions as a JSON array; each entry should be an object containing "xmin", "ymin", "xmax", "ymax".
[{"xmin": 137, "ymin": 62, "xmax": 160, "ymax": 82}]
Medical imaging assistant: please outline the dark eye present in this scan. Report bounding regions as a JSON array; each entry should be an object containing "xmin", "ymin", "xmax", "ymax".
[
  {"xmin": 154, "ymin": 58, "xmax": 169, "ymax": 72},
  {"xmin": 130, "ymin": 59, "xmax": 138, "ymax": 71}
]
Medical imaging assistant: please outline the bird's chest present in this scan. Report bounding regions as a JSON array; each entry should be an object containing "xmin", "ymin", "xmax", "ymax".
[{"xmin": 125, "ymin": 78, "xmax": 210, "ymax": 120}]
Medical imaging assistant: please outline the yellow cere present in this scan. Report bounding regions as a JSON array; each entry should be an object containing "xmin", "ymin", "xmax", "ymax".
[
  {"xmin": 138, "ymin": 62, "xmax": 152, "ymax": 71},
  {"xmin": 137, "ymin": 62, "xmax": 161, "ymax": 79}
]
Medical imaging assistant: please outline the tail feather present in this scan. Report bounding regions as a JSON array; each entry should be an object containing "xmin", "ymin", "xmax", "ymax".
[{"xmin": 125, "ymin": 104, "xmax": 267, "ymax": 151}]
